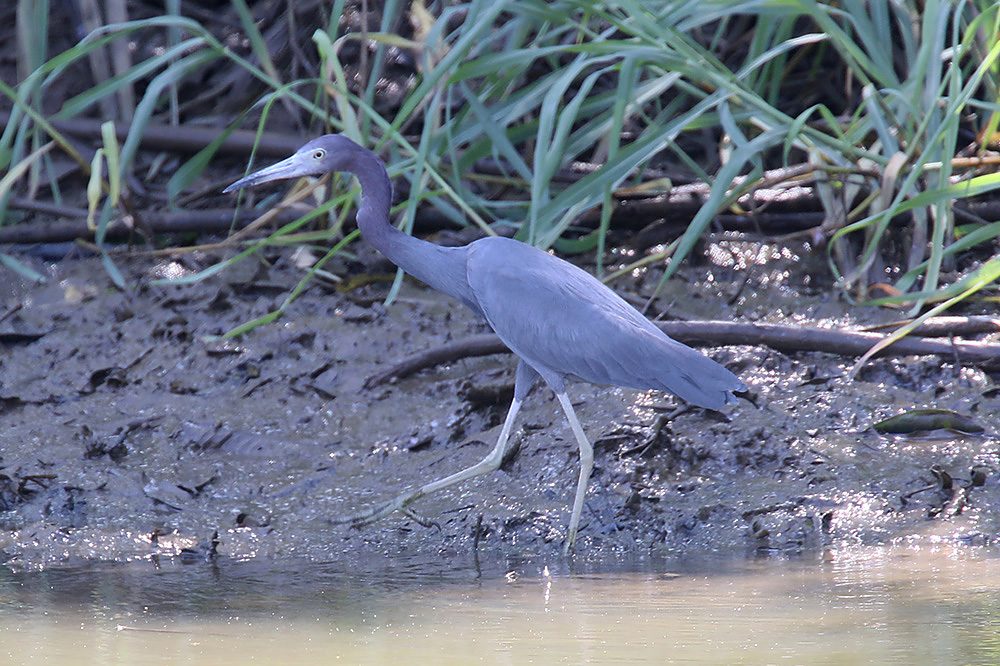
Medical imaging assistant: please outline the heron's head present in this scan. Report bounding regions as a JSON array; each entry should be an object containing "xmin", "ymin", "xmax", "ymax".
[{"xmin": 223, "ymin": 134, "xmax": 366, "ymax": 193}]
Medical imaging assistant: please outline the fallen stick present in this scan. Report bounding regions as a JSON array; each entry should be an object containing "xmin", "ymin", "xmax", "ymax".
[
  {"xmin": 0, "ymin": 206, "xmax": 308, "ymax": 245},
  {"xmin": 365, "ymin": 319, "xmax": 1000, "ymax": 387}
]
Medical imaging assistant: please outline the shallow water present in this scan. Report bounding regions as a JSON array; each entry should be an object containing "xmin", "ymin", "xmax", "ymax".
[{"xmin": 2, "ymin": 545, "xmax": 999, "ymax": 665}]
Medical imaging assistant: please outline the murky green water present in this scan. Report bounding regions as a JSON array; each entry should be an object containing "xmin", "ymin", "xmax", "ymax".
[{"xmin": 2, "ymin": 545, "xmax": 999, "ymax": 665}]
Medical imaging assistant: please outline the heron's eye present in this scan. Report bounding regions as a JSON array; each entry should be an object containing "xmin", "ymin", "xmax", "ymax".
[{"xmin": 312, "ymin": 149, "xmax": 326, "ymax": 161}]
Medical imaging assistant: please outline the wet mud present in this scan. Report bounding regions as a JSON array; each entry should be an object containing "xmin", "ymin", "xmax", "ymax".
[{"xmin": 1, "ymin": 239, "xmax": 998, "ymax": 569}]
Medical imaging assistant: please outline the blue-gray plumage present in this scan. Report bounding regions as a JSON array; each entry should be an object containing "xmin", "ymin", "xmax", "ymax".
[{"xmin": 224, "ymin": 134, "xmax": 744, "ymax": 552}]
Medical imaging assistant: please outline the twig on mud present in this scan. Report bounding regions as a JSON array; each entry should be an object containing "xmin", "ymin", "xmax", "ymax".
[
  {"xmin": 662, "ymin": 320, "xmax": 1000, "ymax": 363},
  {"xmin": 862, "ymin": 315, "xmax": 1000, "ymax": 338},
  {"xmin": 364, "ymin": 318, "xmax": 1000, "ymax": 387},
  {"xmin": 364, "ymin": 334, "xmax": 506, "ymax": 388},
  {"xmin": 0, "ymin": 207, "xmax": 306, "ymax": 245},
  {"xmin": 0, "ymin": 302, "xmax": 23, "ymax": 325}
]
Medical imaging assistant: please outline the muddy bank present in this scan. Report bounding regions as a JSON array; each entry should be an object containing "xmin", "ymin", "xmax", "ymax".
[{"xmin": 1, "ymin": 241, "xmax": 998, "ymax": 569}]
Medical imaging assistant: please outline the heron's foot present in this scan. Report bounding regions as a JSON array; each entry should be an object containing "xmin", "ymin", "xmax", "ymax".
[{"xmin": 330, "ymin": 490, "xmax": 439, "ymax": 530}]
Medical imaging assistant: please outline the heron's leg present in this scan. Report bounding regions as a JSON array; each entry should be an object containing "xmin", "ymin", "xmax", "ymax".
[
  {"xmin": 554, "ymin": 391, "xmax": 594, "ymax": 554},
  {"xmin": 334, "ymin": 361, "xmax": 539, "ymax": 526}
]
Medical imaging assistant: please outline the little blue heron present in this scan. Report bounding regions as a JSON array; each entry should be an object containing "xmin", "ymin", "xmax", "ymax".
[{"xmin": 224, "ymin": 134, "xmax": 745, "ymax": 552}]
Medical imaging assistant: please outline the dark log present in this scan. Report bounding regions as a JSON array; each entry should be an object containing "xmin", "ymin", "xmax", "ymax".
[{"xmin": 365, "ymin": 319, "xmax": 1000, "ymax": 386}]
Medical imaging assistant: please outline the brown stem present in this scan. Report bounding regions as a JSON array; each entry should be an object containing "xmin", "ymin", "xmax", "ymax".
[{"xmin": 365, "ymin": 319, "xmax": 1000, "ymax": 386}]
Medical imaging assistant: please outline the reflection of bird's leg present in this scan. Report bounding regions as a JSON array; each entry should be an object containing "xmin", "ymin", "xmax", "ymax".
[
  {"xmin": 554, "ymin": 391, "xmax": 594, "ymax": 554},
  {"xmin": 334, "ymin": 361, "xmax": 539, "ymax": 528}
]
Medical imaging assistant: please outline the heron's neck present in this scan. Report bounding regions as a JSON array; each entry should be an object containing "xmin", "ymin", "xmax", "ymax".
[{"xmin": 350, "ymin": 153, "xmax": 476, "ymax": 311}]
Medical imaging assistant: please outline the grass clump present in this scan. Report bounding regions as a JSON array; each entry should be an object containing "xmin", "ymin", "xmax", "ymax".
[{"xmin": 0, "ymin": 0, "xmax": 997, "ymax": 316}]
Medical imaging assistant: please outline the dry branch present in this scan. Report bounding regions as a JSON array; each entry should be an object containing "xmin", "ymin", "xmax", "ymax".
[
  {"xmin": 365, "ymin": 318, "xmax": 1000, "ymax": 387},
  {"xmin": 0, "ymin": 206, "xmax": 307, "ymax": 244}
]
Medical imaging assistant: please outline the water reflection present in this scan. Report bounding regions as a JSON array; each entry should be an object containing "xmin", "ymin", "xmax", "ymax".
[{"xmin": 2, "ymin": 546, "xmax": 999, "ymax": 665}]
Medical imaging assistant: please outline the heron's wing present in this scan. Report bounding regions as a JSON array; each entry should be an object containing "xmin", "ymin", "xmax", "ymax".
[{"xmin": 466, "ymin": 237, "xmax": 743, "ymax": 410}]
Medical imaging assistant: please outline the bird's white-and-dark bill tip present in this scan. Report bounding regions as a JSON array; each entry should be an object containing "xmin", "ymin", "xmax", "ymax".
[{"xmin": 222, "ymin": 155, "xmax": 302, "ymax": 194}]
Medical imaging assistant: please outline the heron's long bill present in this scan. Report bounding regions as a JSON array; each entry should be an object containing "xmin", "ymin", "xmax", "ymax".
[{"xmin": 222, "ymin": 153, "xmax": 311, "ymax": 193}]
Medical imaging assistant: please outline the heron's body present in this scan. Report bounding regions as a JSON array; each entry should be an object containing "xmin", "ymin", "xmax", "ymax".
[
  {"xmin": 225, "ymin": 134, "xmax": 744, "ymax": 552},
  {"xmin": 467, "ymin": 237, "xmax": 738, "ymax": 408}
]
